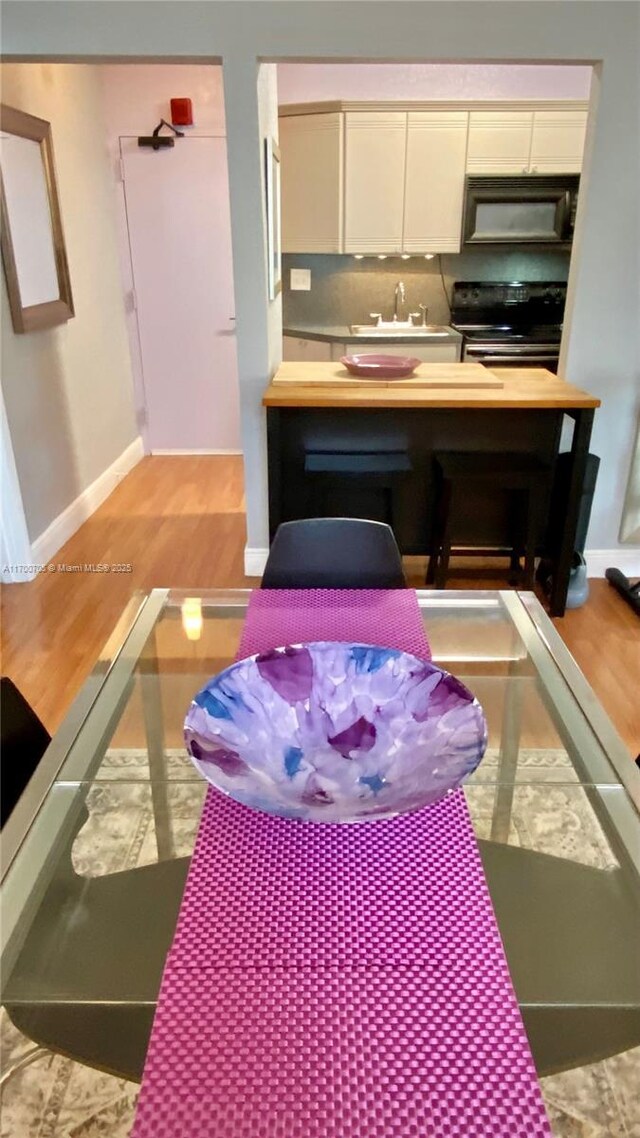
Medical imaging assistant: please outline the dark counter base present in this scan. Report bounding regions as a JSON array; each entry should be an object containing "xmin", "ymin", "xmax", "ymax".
[{"xmin": 267, "ymin": 405, "xmax": 594, "ymax": 617}]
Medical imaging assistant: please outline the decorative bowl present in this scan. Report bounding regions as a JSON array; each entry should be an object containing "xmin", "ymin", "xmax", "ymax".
[
  {"xmin": 184, "ymin": 642, "xmax": 487, "ymax": 823},
  {"xmin": 340, "ymin": 353, "xmax": 422, "ymax": 379}
]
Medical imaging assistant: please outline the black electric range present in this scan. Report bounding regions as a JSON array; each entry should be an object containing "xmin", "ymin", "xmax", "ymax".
[{"xmin": 450, "ymin": 281, "xmax": 566, "ymax": 372}]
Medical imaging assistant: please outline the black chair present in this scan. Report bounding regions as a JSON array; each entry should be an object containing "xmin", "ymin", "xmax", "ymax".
[
  {"xmin": 262, "ymin": 518, "xmax": 406, "ymax": 589},
  {"xmin": 1, "ymin": 677, "xmax": 51, "ymax": 828},
  {"xmin": 5, "ymin": 855, "xmax": 190, "ymax": 1081},
  {"xmin": 427, "ymin": 452, "xmax": 551, "ymax": 590},
  {"xmin": 304, "ymin": 447, "xmax": 412, "ymax": 532},
  {"xmin": 0, "ymin": 678, "xmax": 189, "ymax": 1083}
]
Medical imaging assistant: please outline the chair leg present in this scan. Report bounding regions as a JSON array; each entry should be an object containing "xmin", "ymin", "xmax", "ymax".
[
  {"xmin": 435, "ymin": 480, "xmax": 453, "ymax": 590},
  {"xmin": 426, "ymin": 474, "xmax": 445, "ymax": 585},
  {"xmin": 426, "ymin": 493, "xmax": 440, "ymax": 584},
  {"xmin": 508, "ymin": 550, "xmax": 521, "ymax": 586},
  {"xmin": 523, "ymin": 487, "xmax": 538, "ymax": 589},
  {"xmin": 385, "ymin": 485, "xmax": 395, "ymax": 531}
]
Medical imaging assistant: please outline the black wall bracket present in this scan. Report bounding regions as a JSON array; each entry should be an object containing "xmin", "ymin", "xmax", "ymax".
[{"xmin": 138, "ymin": 119, "xmax": 185, "ymax": 150}]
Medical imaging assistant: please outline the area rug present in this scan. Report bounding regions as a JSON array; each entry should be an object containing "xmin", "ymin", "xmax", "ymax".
[{"xmin": 1, "ymin": 748, "xmax": 636, "ymax": 1138}]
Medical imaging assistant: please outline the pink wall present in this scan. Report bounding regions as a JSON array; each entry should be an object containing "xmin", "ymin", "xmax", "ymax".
[
  {"xmin": 277, "ymin": 63, "xmax": 592, "ymax": 104},
  {"xmin": 99, "ymin": 63, "xmax": 225, "ymax": 136},
  {"xmin": 98, "ymin": 65, "xmax": 231, "ymax": 450}
]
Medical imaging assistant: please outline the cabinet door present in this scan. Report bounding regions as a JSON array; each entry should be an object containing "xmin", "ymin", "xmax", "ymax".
[
  {"xmin": 282, "ymin": 336, "xmax": 333, "ymax": 362},
  {"xmin": 403, "ymin": 111, "xmax": 468, "ymax": 253},
  {"xmin": 344, "ymin": 112, "xmax": 407, "ymax": 253},
  {"xmin": 349, "ymin": 342, "xmax": 460, "ymax": 363},
  {"xmin": 280, "ymin": 113, "xmax": 343, "ymax": 253},
  {"xmin": 466, "ymin": 111, "xmax": 533, "ymax": 173},
  {"xmin": 529, "ymin": 110, "xmax": 587, "ymax": 173}
]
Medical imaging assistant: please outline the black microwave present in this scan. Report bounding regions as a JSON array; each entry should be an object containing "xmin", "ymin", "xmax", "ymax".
[{"xmin": 463, "ymin": 175, "xmax": 579, "ymax": 246}]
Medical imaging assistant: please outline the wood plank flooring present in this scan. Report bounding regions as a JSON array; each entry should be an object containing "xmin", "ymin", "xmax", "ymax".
[{"xmin": 2, "ymin": 455, "xmax": 638, "ymax": 758}]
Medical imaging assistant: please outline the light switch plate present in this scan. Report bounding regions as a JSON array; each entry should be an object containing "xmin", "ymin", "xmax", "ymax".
[{"xmin": 290, "ymin": 268, "xmax": 311, "ymax": 291}]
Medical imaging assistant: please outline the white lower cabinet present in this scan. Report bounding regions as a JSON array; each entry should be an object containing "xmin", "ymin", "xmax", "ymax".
[
  {"xmin": 282, "ymin": 336, "xmax": 333, "ymax": 362},
  {"xmin": 331, "ymin": 341, "xmax": 461, "ymax": 363}
]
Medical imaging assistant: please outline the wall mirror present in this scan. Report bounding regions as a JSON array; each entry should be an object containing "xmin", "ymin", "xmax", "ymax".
[{"xmin": 0, "ymin": 104, "xmax": 74, "ymax": 333}]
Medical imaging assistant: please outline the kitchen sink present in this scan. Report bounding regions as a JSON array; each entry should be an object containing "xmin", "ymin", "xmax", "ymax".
[{"xmin": 350, "ymin": 323, "xmax": 450, "ymax": 337}]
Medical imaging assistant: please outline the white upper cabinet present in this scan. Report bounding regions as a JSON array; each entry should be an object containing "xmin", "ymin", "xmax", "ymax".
[
  {"xmin": 344, "ymin": 112, "xmax": 407, "ymax": 253},
  {"xmin": 467, "ymin": 107, "xmax": 587, "ymax": 174},
  {"xmin": 403, "ymin": 111, "xmax": 468, "ymax": 253},
  {"xmin": 466, "ymin": 111, "xmax": 534, "ymax": 173},
  {"xmin": 279, "ymin": 101, "xmax": 588, "ymax": 255},
  {"xmin": 280, "ymin": 113, "xmax": 344, "ymax": 253},
  {"xmin": 529, "ymin": 110, "xmax": 587, "ymax": 173}
]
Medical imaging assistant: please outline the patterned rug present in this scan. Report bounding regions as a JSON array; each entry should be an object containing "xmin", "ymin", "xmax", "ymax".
[{"xmin": 1, "ymin": 748, "xmax": 638, "ymax": 1138}]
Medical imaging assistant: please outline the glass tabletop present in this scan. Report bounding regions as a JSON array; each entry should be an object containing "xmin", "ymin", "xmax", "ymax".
[{"xmin": 2, "ymin": 589, "xmax": 639, "ymax": 1123}]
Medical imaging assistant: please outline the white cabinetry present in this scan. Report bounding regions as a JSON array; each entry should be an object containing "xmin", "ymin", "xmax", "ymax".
[
  {"xmin": 529, "ymin": 110, "xmax": 587, "ymax": 173},
  {"xmin": 403, "ymin": 111, "xmax": 468, "ymax": 253},
  {"xmin": 282, "ymin": 336, "xmax": 333, "ymax": 362},
  {"xmin": 330, "ymin": 341, "xmax": 461, "ymax": 363},
  {"xmin": 344, "ymin": 112, "xmax": 407, "ymax": 253},
  {"xmin": 280, "ymin": 101, "xmax": 588, "ymax": 255},
  {"xmin": 467, "ymin": 108, "xmax": 587, "ymax": 174},
  {"xmin": 467, "ymin": 111, "xmax": 534, "ymax": 173},
  {"xmin": 280, "ymin": 113, "xmax": 343, "ymax": 253}
]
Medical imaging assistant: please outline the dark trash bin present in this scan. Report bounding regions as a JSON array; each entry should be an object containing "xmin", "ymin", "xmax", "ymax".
[{"xmin": 537, "ymin": 453, "xmax": 600, "ymax": 608}]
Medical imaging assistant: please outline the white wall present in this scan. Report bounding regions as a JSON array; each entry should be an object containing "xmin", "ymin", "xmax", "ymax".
[
  {"xmin": 4, "ymin": 1, "xmax": 638, "ymax": 569},
  {"xmin": 278, "ymin": 62, "xmax": 592, "ymax": 103},
  {"xmin": 0, "ymin": 62, "xmax": 138, "ymax": 545},
  {"xmin": 223, "ymin": 59, "xmax": 281, "ymax": 571}
]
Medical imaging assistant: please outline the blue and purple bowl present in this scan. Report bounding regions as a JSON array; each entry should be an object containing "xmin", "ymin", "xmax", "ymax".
[{"xmin": 184, "ymin": 642, "xmax": 487, "ymax": 823}]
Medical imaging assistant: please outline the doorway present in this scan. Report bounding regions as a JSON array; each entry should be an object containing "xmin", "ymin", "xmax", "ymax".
[{"xmin": 120, "ymin": 133, "xmax": 240, "ymax": 454}]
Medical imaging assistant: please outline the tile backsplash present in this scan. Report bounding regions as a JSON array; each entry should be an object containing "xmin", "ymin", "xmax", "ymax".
[{"xmin": 282, "ymin": 250, "xmax": 571, "ymax": 328}]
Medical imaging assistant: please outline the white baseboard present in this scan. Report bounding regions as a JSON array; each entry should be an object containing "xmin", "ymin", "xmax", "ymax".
[
  {"xmin": 31, "ymin": 436, "xmax": 144, "ymax": 564},
  {"xmin": 244, "ymin": 546, "xmax": 269, "ymax": 577},
  {"xmin": 584, "ymin": 548, "xmax": 640, "ymax": 579},
  {"xmin": 150, "ymin": 449, "xmax": 242, "ymax": 456}
]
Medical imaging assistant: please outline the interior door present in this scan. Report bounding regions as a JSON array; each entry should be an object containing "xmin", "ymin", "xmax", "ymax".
[{"xmin": 120, "ymin": 136, "xmax": 240, "ymax": 452}]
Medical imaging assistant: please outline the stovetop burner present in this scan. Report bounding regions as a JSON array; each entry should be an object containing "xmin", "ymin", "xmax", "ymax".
[{"xmin": 450, "ymin": 280, "xmax": 566, "ymax": 343}]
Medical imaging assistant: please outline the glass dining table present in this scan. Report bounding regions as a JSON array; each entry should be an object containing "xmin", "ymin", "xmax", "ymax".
[{"xmin": 1, "ymin": 588, "xmax": 639, "ymax": 1137}]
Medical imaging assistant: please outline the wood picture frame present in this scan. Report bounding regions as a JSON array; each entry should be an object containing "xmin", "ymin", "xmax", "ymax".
[
  {"xmin": 0, "ymin": 104, "xmax": 74, "ymax": 334},
  {"xmin": 264, "ymin": 136, "xmax": 281, "ymax": 301}
]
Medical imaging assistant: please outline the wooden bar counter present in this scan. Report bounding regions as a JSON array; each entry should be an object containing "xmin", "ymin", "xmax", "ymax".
[{"xmin": 264, "ymin": 363, "xmax": 601, "ymax": 616}]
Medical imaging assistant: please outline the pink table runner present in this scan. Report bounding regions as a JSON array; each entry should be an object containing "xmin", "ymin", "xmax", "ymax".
[{"xmin": 132, "ymin": 589, "xmax": 551, "ymax": 1138}]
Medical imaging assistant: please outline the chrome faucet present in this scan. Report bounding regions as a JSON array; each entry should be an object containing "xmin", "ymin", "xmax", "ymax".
[{"xmin": 393, "ymin": 281, "xmax": 406, "ymax": 323}]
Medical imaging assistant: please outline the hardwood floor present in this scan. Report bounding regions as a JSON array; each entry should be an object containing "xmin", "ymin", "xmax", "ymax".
[{"xmin": 2, "ymin": 455, "xmax": 638, "ymax": 758}]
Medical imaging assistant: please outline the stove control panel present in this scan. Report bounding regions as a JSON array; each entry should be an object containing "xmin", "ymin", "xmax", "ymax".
[{"xmin": 452, "ymin": 281, "xmax": 567, "ymax": 309}]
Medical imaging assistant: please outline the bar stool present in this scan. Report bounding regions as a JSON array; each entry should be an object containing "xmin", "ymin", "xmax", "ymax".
[
  {"xmin": 304, "ymin": 447, "xmax": 412, "ymax": 532},
  {"xmin": 426, "ymin": 452, "xmax": 551, "ymax": 589}
]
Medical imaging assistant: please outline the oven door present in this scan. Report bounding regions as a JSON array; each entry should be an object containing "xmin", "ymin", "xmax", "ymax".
[
  {"xmin": 463, "ymin": 176, "xmax": 577, "ymax": 246},
  {"xmin": 463, "ymin": 341, "xmax": 560, "ymax": 373}
]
